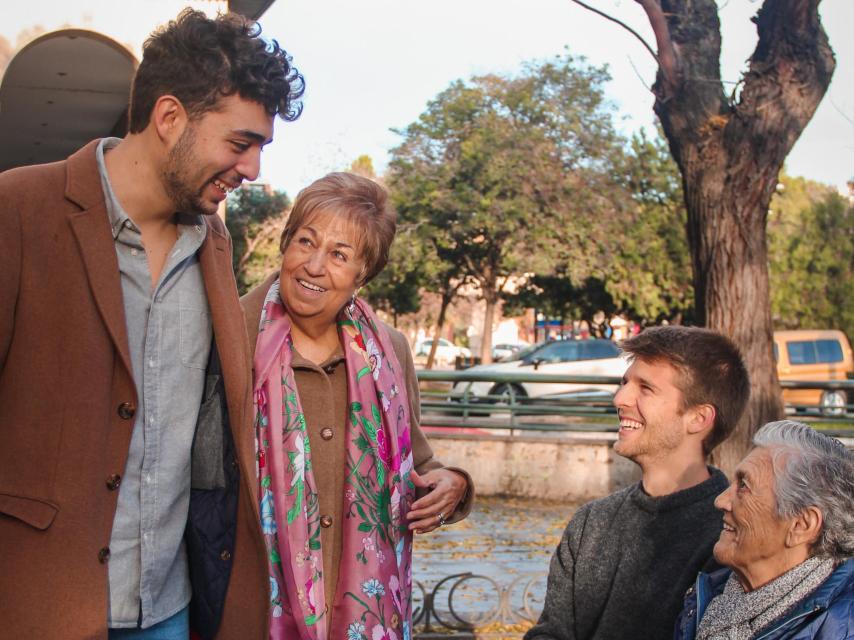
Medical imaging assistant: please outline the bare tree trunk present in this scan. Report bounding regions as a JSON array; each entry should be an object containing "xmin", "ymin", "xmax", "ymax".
[
  {"xmin": 682, "ymin": 163, "xmax": 785, "ymax": 471},
  {"xmin": 426, "ymin": 292, "xmax": 452, "ymax": 370},
  {"xmin": 635, "ymin": 0, "xmax": 835, "ymax": 473},
  {"xmin": 480, "ymin": 291, "xmax": 497, "ymax": 365}
]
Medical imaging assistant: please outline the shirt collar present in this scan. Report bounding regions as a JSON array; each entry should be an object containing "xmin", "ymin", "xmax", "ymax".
[
  {"xmin": 95, "ymin": 137, "xmax": 207, "ymax": 240},
  {"xmin": 290, "ymin": 343, "xmax": 346, "ymax": 372}
]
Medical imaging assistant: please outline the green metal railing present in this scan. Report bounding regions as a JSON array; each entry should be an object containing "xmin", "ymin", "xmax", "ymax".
[{"xmin": 415, "ymin": 370, "xmax": 854, "ymax": 436}]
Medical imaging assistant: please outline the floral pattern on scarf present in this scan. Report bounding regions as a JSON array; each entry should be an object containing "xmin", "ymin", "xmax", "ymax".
[{"xmin": 253, "ymin": 278, "xmax": 415, "ymax": 640}]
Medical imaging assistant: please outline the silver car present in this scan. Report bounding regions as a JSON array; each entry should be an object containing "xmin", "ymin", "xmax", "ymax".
[{"xmin": 452, "ymin": 339, "xmax": 628, "ymax": 402}]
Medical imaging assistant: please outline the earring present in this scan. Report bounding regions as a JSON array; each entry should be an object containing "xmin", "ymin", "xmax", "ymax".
[{"xmin": 349, "ymin": 288, "xmax": 363, "ymax": 313}]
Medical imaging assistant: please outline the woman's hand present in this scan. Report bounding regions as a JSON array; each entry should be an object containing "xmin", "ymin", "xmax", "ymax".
[{"xmin": 407, "ymin": 468, "xmax": 468, "ymax": 534}]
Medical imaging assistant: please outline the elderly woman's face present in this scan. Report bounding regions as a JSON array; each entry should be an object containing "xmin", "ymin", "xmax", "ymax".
[
  {"xmin": 713, "ymin": 447, "xmax": 793, "ymax": 588},
  {"xmin": 279, "ymin": 210, "xmax": 365, "ymax": 327}
]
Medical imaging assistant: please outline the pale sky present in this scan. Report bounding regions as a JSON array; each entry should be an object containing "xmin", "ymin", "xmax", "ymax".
[{"xmin": 255, "ymin": 0, "xmax": 853, "ymax": 197}]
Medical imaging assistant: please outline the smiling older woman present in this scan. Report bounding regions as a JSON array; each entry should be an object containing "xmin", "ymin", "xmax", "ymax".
[
  {"xmin": 241, "ymin": 172, "xmax": 474, "ymax": 639},
  {"xmin": 674, "ymin": 420, "xmax": 854, "ymax": 640}
]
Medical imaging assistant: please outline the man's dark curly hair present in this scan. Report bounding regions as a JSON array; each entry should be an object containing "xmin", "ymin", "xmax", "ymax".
[{"xmin": 128, "ymin": 9, "xmax": 304, "ymax": 132}]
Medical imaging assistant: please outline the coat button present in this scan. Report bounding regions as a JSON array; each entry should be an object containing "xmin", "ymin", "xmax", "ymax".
[
  {"xmin": 220, "ymin": 549, "xmax": 232, "ymax": 561},
  {"xmin": 320, "ymin": 515, "xmax": 333, "ymax": 528},
  {"xmin": 320, "ymin": 428, "xmax": 334, "ymax": 440},
  {"xmin": 117, "ymin": 403, "xmax": 135, "ymax": 420},
  {"xmin": 98, "ymin": 547, "xmax": 111, "ymax": 563},
  {"xmin": 106, "ymin": 474, "xmax": 122, "ymax": 490}
]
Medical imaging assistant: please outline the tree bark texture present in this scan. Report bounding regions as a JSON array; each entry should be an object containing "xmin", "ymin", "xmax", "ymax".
[
  {"xmin": 643, "ymin": 0, "xmax": 835, "ymax": 472},
  {"xmin": 427, "ymin": 291, "xmax": 453, "ymax": 370},
  {"xmin": 480, "ymin": 291, "xmax": 497, "ymax": 365}
]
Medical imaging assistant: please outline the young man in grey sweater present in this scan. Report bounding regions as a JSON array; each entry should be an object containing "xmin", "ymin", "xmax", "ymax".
[{"xmin": 525, "ymin": 326, "xmax": 750, "ymax": 640}]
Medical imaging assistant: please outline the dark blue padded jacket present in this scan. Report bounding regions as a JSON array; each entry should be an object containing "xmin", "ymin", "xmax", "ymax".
[{"xmin": 673, "ymin": 558, "xmax": 854, "ymax": 640}]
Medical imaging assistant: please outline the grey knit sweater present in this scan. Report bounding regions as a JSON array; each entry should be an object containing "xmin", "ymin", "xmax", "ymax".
[{"xmin": 525, "ymin": 468, "xmax": 729, "ymax": 640}]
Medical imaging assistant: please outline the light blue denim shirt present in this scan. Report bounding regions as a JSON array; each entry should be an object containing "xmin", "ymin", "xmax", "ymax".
[{"xmin": 96, "ymin": 138, "xmax": 212, "ymax": 628}]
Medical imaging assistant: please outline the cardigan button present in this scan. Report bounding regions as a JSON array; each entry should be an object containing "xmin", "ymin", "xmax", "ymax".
[
  {"xmin": 220, "ymin": 549, "xmax": 232, "ymax": 561},
  {"xmin": 320, "ymin": 515, "xmax": 333, "ymax": 528},
  {"xmin": 98, "ymin": 547, "xmax": 111, "ymax": 563},
  {"xmin": 106, "ymin": 474, "xmax": 122, "ymax": 491},
  {"xmin": 117, "ymin": 403, "xmax": 135, "ymax": 420},
  {"xmin": 320, "ymin": 428, "xmax": 334, "ymax": 441}
]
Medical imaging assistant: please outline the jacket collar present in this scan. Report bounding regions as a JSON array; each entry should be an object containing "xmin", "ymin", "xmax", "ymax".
[
  {"xmin": 65, "ymin": 139, "xmax": 135, "ymax": 389},
  {"xmin": 697, "ymin": 559, "xmax": 854, "ymax": 640},
  {"xmin": 786, "ymin": 557, "xmax": 854, "ymax": 612},
  {"xmin": 65, "ymin": 139, "xmax": 108, "ymax": 210}
]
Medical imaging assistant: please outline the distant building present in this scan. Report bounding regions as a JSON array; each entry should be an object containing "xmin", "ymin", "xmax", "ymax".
[{"xmin": 0, "ymin": 1, "xmax": 276, "ymax": 172}]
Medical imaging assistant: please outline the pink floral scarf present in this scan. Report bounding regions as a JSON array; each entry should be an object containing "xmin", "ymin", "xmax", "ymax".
[{"xmin": 253, "ymin": 278, "xmax": 415, "ymax": 640}]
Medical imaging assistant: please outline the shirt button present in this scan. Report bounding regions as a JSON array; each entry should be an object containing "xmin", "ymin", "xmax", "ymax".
[
  {"xmin": 106, "ymin": 474, "xmax": 122, "ymax": 490},
  {"xmin": 117, "ymin": 403, "xmax": 135, "ymax": 420},
  {"xmin": 98, "ymin": 547, "xmax": 111, "ymax": 563},
  {"xmin": 320, "ymin": 515, "xmax": 333, "ymax": 528},
  {"xmin": 220, "ymin": 549, "xmax": 232, "ymax": 561},
  {"xmin": 320, "ymin": 428, "xmax": 334, "ymax": 441}
]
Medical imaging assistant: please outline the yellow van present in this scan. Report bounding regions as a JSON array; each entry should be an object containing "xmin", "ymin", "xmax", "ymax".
[{"xmin": 773, "ymin": 329, "xmax": 853, "ymax": 413}]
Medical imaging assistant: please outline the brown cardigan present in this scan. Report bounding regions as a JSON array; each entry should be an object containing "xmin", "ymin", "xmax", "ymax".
[
  {"xmin": 241, "ymin": 274, "xmax": 474, "ymax": 624},
  {"xmin": 0, "ymin": 141, "xmax": 264, "ymax": 639}
]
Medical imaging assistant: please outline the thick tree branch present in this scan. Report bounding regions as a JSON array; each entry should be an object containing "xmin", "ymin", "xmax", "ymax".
[
  {"xmin": 635, "ymin": 0, "xmax": 679, "ymax": 95},
  {"xmin": 730, "ymin": 0, "xmax": 835, "ymax": 170}
]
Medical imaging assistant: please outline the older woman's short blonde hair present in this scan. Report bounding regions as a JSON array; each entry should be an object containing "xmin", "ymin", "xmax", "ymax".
[{"xmin": 279, "ymin": 172, "xmax": 397, "ymax": 285}]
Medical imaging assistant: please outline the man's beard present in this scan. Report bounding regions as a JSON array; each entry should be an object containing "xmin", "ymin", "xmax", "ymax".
[{"xmin": 161, "ymin": 126, "xmax": 214, "ymax": 216}]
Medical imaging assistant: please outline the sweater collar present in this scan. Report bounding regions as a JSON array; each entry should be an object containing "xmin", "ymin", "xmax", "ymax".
[{"xmin": 630, "ymin": 466, "xmax": 728, "ymax": 514}]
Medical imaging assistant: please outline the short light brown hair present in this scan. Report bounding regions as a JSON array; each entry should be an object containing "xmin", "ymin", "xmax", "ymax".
[
  {"xmin": 279, "ymin": 172, "xmax": 397, "ymax": 285},
  {"xmin": 620, "ymin": 326, "xmax": 750, "ymax": 455}
]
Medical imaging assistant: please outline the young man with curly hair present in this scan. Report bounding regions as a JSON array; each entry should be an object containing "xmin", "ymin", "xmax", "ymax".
[
  {"xmin": 0, "ymin": 10, "xmax": 303, "ymax": 639},
  {"xmin": 526, "ymin": 326, "xmax": 751, "ymax": 640}
]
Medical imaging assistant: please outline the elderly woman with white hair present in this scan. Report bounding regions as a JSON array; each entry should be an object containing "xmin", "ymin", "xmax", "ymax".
[{"xmin": 674, "ymin": 420, "xmax": 854, "ymax": 640}]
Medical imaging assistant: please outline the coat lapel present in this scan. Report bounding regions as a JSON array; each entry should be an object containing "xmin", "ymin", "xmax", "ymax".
[{"xmin": 65, "ymin": 141, "xmax": 135, "ymax": 383}]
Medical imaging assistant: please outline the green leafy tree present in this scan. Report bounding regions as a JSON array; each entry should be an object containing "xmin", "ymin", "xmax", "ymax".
[
  {"xmin": 503, "ymin": 272, "xmax": 618, "ymax": 337},
  {"xmin": 349, "ymin": 155, "xmax": 376, "ymax": 179},
  {"xmin": 606, "ymin": 129, "xmax": 693, "ymax": 324},
  {"xmin": 388, "ymin": 52, "xmax": 625, "ymax": 363},
  {"xmin": 768, "ymin": 176, "xmax": 854, "ymax": 338},
  {"xmin": 226, "ymin": 186, "xmax": 290, "ymax": 294},
  {"xmin": 502, "ymin": 128, "xmax": 692, "ymax": 330},
  {"xmin": 363, "ymin": 225, "xmax": 425, "ymax": 327}
]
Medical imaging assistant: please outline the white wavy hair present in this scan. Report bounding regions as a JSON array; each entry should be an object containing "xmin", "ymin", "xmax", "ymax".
[{"xmin": 753, "ymin": 420, "xmax": 854, "ymax": 560}]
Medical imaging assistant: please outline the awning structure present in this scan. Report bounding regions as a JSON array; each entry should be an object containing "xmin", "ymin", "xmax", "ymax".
[
  {"xmin": 0, "ymin": 0, "xmax": 276, "ymax": 172},
  {"xmin": 0, "ymin": 30, "xmax": 136, "ymax": 172},
  {"xmin": 229, "ymin": 0, "xmax": 277, "ymax": 19}
]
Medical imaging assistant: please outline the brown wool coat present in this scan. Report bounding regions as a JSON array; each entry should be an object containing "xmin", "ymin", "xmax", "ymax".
[
  {"xmin": 0, "ymin": 141, "xmax": 268, "ymax": 640},
  {"xmin": 241, "ymin": 274, "xmax": 474, "ymax": 629}
]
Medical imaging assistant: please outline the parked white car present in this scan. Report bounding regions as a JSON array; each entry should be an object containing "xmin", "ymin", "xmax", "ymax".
[
  {"xmin": 491, "ymin": 342, "xmax": 529, "ymax": 361},
  {"xmin": 414, "ymin": 338, "xmax": 472, "ymax": 364},
  {"xmin": 452, "ymin": 339, "xmax": 628, "ymax": 401}
]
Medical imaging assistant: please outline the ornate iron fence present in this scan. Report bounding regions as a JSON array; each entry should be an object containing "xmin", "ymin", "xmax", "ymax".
[{"xmin": 413, "ymin": 571, "xmax": 548, "ymax": 639}]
